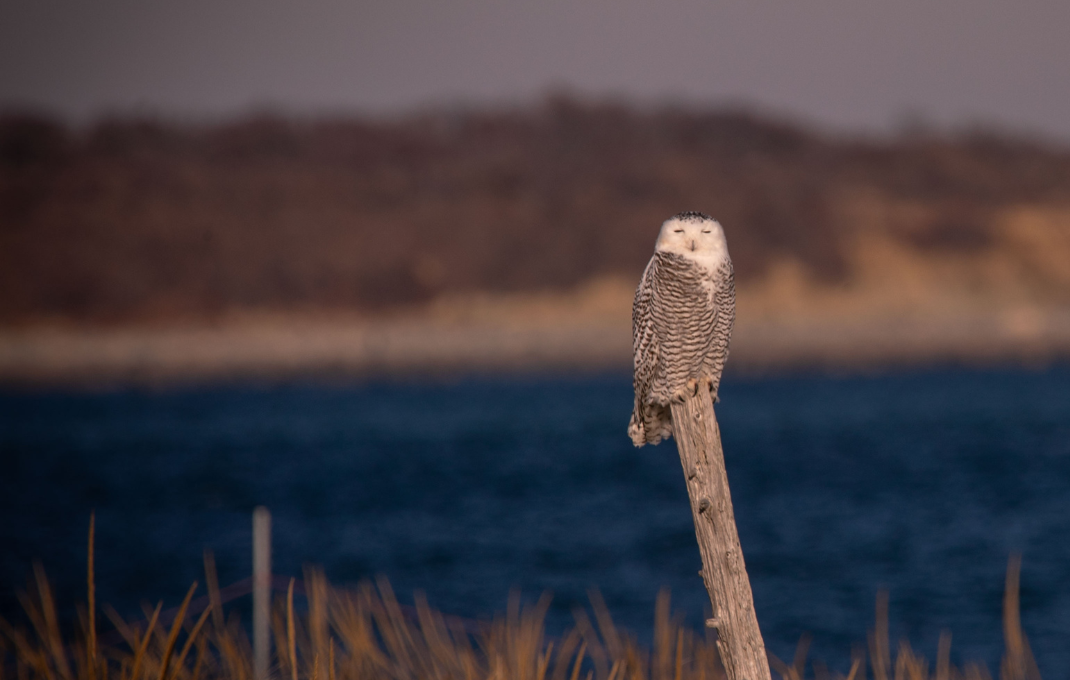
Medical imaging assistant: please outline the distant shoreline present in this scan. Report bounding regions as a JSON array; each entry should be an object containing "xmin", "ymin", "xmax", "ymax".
[
  {"xmin": 4, "ymin": 303, "xmax": 1069, "ymax": 386},
  {"xmin": 5, "ymin": 106, "xmax": 1070, "ymax": 385}
]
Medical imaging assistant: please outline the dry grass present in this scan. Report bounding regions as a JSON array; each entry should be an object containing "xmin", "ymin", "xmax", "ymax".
[{"xmin": 0, "ymin": 520, "xmax": 1043, "ymax": 680}]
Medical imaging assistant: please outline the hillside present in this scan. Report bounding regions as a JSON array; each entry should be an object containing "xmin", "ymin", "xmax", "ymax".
[{"xmin": 2, "ymin": 99, "xmax": 1070, "ymax": 379}]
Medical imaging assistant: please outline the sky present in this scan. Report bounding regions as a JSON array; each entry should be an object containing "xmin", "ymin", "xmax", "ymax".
[{"xmin": 2, "ymin": 0, "xmax": 1069, "ymax": 139}]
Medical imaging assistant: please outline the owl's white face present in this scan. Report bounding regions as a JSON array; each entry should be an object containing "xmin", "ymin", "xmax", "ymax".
[{"xmin": 654, "ymin": 215, "xmax": 728, "ymax": 271}]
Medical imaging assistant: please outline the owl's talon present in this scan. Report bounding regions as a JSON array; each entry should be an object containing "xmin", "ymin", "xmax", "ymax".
[{"xmin": 689, "ymin": 376, "xmax": 706, "ymax": 397}]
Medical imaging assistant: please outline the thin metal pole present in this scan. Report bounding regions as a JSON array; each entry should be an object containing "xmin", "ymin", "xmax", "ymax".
[{"xmin": 253, "ymin": 506, "xmax": 272, "ymax": 680}]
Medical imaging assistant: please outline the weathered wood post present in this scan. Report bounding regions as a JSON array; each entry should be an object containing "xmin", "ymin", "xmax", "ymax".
[
  {"xmin": 253, "ymin": 506, "xmax": 272, "ymax": 680},
  {"xmin": 670, "ymin": 389, "xmax": 770, "ymax": 680}
]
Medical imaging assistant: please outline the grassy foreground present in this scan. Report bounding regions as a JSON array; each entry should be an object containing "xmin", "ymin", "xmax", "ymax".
[{"xmin": 0, "ymin": 523, "xmax": 1043, "ymax": 680}]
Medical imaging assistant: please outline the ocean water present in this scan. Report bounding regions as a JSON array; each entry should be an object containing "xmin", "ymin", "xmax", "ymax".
[{"xmin": 2, "ymin": 367, "xmax": 1069, "ymax": 675}]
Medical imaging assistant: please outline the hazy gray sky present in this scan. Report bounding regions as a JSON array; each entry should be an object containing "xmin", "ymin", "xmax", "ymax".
[{"xmin": 2, "ymin": 0, "xmax": 1068, "ymax": 138}]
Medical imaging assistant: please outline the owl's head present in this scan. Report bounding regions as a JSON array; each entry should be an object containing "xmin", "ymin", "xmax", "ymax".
[{"xmin": 654, "ymin": 212, "xmax": 728, "ymax": 270}]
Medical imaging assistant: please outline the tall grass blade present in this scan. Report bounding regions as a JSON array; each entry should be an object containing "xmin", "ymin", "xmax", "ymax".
[
  {"xmin": 202, "ymin": 553, "xmax": 225, "ymax": 635},
  {"xmin": 87, "ymin": 515, "xmax": 97, "ymax": 680},
  {"xmin": 286, "ymin": 579, "xmax": 296, "ymax": 680},
  {"xmin": 157, "ymin": 582, "xmax": 198, "ymax": 680},
  {"xmin": 569, "ymin": 642, "xmax": 587, "ymax": 680},
  {"xmin": 171, "ymin": 604, "xmax": 212, "ymax": 678},
  {"xmin": 129, "ymin": 603, "xmax": 162, "ymax": 680}
]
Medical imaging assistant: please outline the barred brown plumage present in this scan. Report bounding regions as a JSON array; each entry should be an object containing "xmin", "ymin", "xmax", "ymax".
[{"xmin": 629, "ymin": 214, "xmax": 735, "ymax": 447}]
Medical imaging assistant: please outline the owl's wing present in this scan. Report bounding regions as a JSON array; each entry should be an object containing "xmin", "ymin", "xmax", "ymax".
[
  {"xmin": 631, "ymin": 258, "xmax": 659, "ymax": 402},
  {"xmin": 704, "ymin": 260, "xmax": 735, "ymax": 398},
  {"xmin": 629, "ymin": 258, "xmax": 663, "ymax": 446}
]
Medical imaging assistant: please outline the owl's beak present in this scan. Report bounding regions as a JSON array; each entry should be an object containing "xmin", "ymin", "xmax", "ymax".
[{"xmin": 689, "ymin": 240, "xmax": 696, "ymax": 251}]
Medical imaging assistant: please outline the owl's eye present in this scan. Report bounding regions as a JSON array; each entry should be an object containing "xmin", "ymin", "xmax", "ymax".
[
  {"xmin": 674, "ymin": 229, "xmax": 684, "ymax": 233},
  {"xmin": 701, "ymin": 229, "xmax": 711, "ymax": 234}
]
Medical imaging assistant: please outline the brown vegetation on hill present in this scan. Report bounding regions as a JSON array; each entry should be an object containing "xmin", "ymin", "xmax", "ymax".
[{"xmin": 3, "ymin": 99, "xmax": 1070, "ymax": 327}]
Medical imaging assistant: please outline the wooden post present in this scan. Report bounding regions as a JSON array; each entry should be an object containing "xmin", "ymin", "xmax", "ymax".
[
  {"xmin": 670, "ymin": 388, "xmax": 770, "ymax": 680},
  {"xmin": 253, "ymin": 506, "xmax": 272, "ymax": 680}
]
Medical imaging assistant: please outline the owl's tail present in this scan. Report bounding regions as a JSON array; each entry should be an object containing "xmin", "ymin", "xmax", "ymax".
[
  {"xmin": 627, "ymin": 415, "xmax": 646, "ymax": 447},
  {"xmin": 628, "ymin": 403, "xmax": 673, "ymax": 447}
]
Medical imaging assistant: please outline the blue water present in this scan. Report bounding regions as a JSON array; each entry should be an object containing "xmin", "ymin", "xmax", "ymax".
[{"xmin": 2, "ymin": 367, "xmax": 1070, "ymax": 675}]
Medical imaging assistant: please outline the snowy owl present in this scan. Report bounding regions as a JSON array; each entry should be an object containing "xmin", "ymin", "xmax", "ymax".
[{"xmin": 628, "ymin": 212, "xmax": 735, "ymax": 447}]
